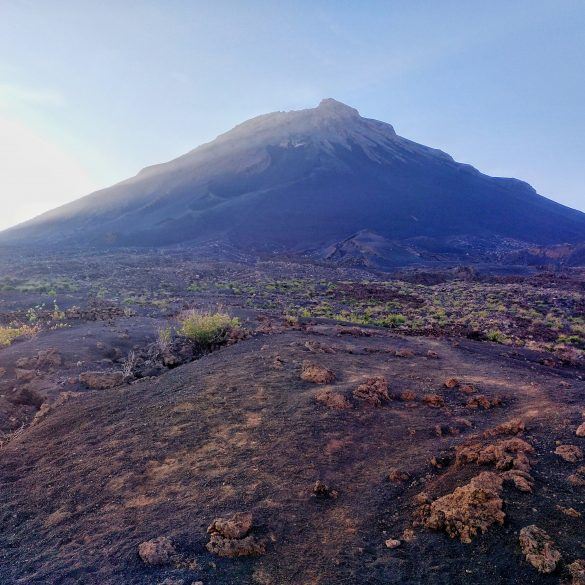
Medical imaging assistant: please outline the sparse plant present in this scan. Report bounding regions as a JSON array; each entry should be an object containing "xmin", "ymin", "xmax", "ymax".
[
  {"xmin": 122, "ymin": 350, "xmax": 137, "ymax": 378},
  {"xmin": 178, "ymin": 309, "xmax": 240, "ymax": 347},
  {"xmin": 486, "ymin": 329, "xmax": 508, "ymax": 344},
  {"xmin": 156, "ymin": 324, "xmax": 173, "ymax": 352},
  {"xmin": 52, "ymin": 300, "xmax": 65, "ymax": 321},
  {"xmin": 26, "ymin": 303, "xmax": 45, "ymax": 323},
  {"xmin": 0, "ymin": 324, "xmax": 39, "ymax": 347}
]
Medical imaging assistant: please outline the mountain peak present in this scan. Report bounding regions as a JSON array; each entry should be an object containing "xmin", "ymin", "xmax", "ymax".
[
  {"xmin": 3, "ymin": 99, "xmax": 585, "ymax": 251},
  {"xmin": 316, "ymin": 98, "xmax": 360, "ymax": 118}
]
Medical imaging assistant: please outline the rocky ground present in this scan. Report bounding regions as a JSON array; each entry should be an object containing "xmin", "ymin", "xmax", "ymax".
[{"xmin": 0, "ymin": 248, "xmax": 583, "ymax": 584}]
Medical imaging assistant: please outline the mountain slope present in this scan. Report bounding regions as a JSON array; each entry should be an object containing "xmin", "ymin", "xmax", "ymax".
[{"xmin": 2, "ymin": 98, "xmax": 584, "ymax": 251}]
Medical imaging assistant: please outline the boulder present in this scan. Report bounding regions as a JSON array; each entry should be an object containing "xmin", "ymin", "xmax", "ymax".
[
  {"xmin": 555, "ymin": 444, "xmax": 583, "ymax": 463},
  {"xmin": 353, "ymin": 377, "xmax": 389, "ymax": 406},
  {"xmin": 423, "ymin": 394, "xmax": 445, "ymax": 408},
  {"xmin": 568, "ymin": 466, "xmax": 585, "ymax": 487},
  {"xmin": 208, "ymin": 512, "xmax": 253, "ymax": 539},
  {"xmin": 79, "ymin": 371, "xmax": 124, "ymax": 390},
  {"xmin": 312, "ymin": 480, "xmax": 338, "ymax": 499},
  {"xmin": 15, "ymin": 368, "xmax": 36, "ymax": 382},
  {"xmin": 9, "ymin": 386, "xmax": 44, "ymax": 408},
  {"xmin": 138, "ymin": 536, "xmax": 176, "ymax": 566},
  {"xmin": 444, "ymin": 378, "xmax": 459, "ymax": 388},
  {"xmin": 36, "ymin": 348, "xmax": 62, "ymax": 369},
  {"xmin": 483, "ymin": 419, "xmax": 526, "ymax": 438},
  {"xmin": 568, "ymin": 560, "xmax": 585, "ymax": 585},
  {"xmin": 300, "ymin": 362, "xmax": 336, "ymax": 384},
  {"xmin": 388, "ymin": 468, "xmax": 410, "ymax": 483},
  {"xmin": 519, "ymin": 525, "xmax": 561, "ymax": 574},
  {"xmin": 422, "ymin": 472, "xmax": 505, "ymax": 543},
  {"xmin": 314, "ymin": 388, "xmax": 351, "ymax": 410},
  {"xmin": 206, "ymin": 512, "xmax": 265, "ymax": 557}
]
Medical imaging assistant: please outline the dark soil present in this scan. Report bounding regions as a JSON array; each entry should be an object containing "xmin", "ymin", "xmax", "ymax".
[
  {"xmin": 1, "ymin": 325, "xmax": 583, "ymax": 584},
  {"xmin": 0, "ymin": 249, "xmax": 583, "ymax": 584}
]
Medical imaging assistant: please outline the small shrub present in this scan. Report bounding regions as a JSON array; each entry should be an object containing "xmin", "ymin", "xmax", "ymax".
[
  {"xmin": 122, "ymin": 350, "xmax": 137, "ymax": 378},
  {"xmin": 51, "ymin": 300, "xmax": 65, "ymax": 321},
  {"xmin": 0, "ymin": 324, "xmax": 38, "ymax": 347},
  {"xmin": 486, "ymin": 329, "xmax": 508, "ymax": 344},
  {"xmin": 379, "ymin": 314, "xmax": 407, "ymax": 327},
  {"xmin": 156, "ymin": 324, "xmax": 173, "ymax": 352},
  {"xmin": 178, "ymin": 310, "xmax": 240, "ymax": 347}
]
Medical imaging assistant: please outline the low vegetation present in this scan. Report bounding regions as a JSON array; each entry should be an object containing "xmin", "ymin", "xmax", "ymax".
[
  {"xmin": 0, "ymin": 324, "xmax": 38, "ymax": 347},
  {"xmin": 178, "ymin": 309, "xmax": 240, "ymax": 348}
]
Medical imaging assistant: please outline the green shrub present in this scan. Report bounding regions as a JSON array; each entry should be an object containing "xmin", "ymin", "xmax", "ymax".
[
  {"xmin": 178, "ymin": 310, "xmax": 240, "ymax": 347},
  {"xmin": 486, "ymin": 329, "xmax": 508, "ymax": 344},
  {"xmin": 0, "ymin": 324, "xmax": 38, "ymax": 347},
  {"xmin": 379, "ymin": 313, "xmax": 407, "ymax": 327}
]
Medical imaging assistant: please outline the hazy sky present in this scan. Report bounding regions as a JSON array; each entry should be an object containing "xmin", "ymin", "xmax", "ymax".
[{"xmin": 1, "ymin": 1, "xmax": 584, "ymax": 230}]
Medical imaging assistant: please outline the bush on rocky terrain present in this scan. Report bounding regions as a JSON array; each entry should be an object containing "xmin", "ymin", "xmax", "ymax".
[
  {"xmin": 178, "ymin": 309, "xmax": 240, "ymax": 348},
  {"xmin": 0, "ymin": 324, "xmax": 37, "ymax": 347}
]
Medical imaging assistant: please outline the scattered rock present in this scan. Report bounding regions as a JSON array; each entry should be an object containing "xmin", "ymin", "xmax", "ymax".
[
  {"xmin": 300, "ymin": 362, "xmax": 336, "ymax": 384},
  {"xmin": 426, "ymin": 350, "xmax": 439, "ymax": 359},
  {"xmin": 576, "ymin": 423, "xmax": 585, "ymax": 438},
  {"xmin": 500, "ymin": 469, "xmax": 534, "ymax": 493},
  {"xmin": 384, "ymin": 538, "xmax": 400, "ymax": 549},
  {"xmin": 423, "ymin": 394, "xmax": 445, "ymax": 408},
  {"xmin": 400, "ymin": 390, "xmax": 416, "ymax": 401},
  {"xmin": 15, "ymin": 357, "xmax": 33, "ymax": 368},
  {"xmin": 568, "ymin": 560, "xmax": 585, "ymax": 585},
  {"xmin": 519, "ymin": 525, "xmax": 561, "ymax": 574},
  {"xmin": 36, "ymin": 348, "xmax": 62, "ymax": 369},
  {"xmin": 79, "ymin": 371, "xmax": 124, "ymax": 390},
  {"xmin": 9, "ymin": 386, "xmax": 44, "ymax": 408},
  {"xmin": 314, "ymin": 388, "xmax": 351, "ymax": 410},
  {"xmin": 304, "ymin": 340, "xmax": 335, "ymax": 353},
  {"xmin": 466, "ymin": 394, "xmax": 493, "ymax": 409},
  {"xmin": 31, "ymin": 391, "xmax": 82, "ymax": 425},
  {"xmin": 395, "ymin": 348, "xmax": 414, "ymax": 358},
  {"xmin": 459, "ymin": 384, "xmax": 475, "ymax": 395},
  {"xmin": 138, "ymin": 536, "xmax": 176, "ymax": 566},
  {"xmin": 430, "ymin": 454, "xmax": 452, "ymax": 469},
  {"xmin": 312, "ymin": 480, "xmax": 338, "ymax": 499},
  {"xmin": 15, "ymin": 368, "xmax": 37, "ymax": 382},
  {"xmin": 422, "ymin": 472, "xmax": 505, "ymax": 543},
  {"xmin": 555, "ymin": 445, "xmax": 583, "ymax": 463},
  {"xmin": 353, "ymin": 376, "xmax": 389, "ymax": 406},
  {"xmin": 208, "ymin": 512, "xmax": 253, "ymax": 539},
  {"xmin": 483, "ymin": 418, "xmax": 525, "ymax": 438},
  {"xmin": 387, "ymin": 468, "xmax": 410, "ymax": 483},
  {"xmin": 455, "ymin": 437, "xmax": 534, "ymax": 486},
  {"xmin": 556, "ymin": 505, "xmax": 581, "ymax": 518},
  {"xmin": 206, "ymin": 512, "xmax": 265, "ymax": 557},
  {"xmin": 568, "ymin": 466, "xmax": 585, "ymax": 487},
  {"xmin": 444, "ymin": 378, "xmax": 459, "ymax": 389},
  {"xmin": 336, "ymin": 326, "xmax": 370, "ymax": 337}
]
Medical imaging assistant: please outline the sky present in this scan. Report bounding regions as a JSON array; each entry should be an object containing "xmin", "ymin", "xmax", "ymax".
[{"xmin": 0, "ymin": 0, "xmax": 584, "ymax": 231}]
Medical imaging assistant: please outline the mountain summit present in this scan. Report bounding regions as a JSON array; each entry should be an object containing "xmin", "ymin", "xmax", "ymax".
[{"xmin": 2, "ymin": 99, "xmax": 584, "ymax": 255}]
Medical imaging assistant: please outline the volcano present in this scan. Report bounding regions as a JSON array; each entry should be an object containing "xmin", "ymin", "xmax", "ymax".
[{"xmin": 2, "ymin": 98, "xmax": 584, "ymax": 254}]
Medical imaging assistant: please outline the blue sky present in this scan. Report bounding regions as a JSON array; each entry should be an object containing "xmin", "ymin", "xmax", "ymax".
[{"xmin": 1, "ymin": 0, "xmax": 584, "ymax": 229}]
